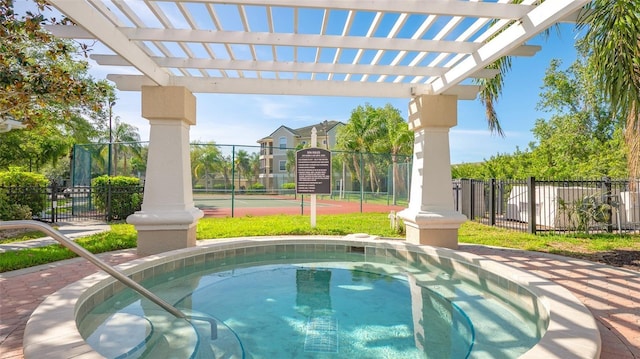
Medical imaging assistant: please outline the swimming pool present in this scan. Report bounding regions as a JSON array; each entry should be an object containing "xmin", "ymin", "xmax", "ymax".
[{"xmin": 24, "ymin": 236, "xmax": 601, "ymax": 359}]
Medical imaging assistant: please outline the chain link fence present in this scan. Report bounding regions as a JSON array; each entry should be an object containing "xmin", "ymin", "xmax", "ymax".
[{"xmin": 67, "ymin": 142, "xmax": 411, "ymax": 219}]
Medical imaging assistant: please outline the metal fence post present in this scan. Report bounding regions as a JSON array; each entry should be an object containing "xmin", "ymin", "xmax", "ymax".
[
  {"xmin": 527, "ymin": 176, "xmax": 536, "ymax": 234},
  {"xmin": 602, "ymin": 176, "xmax": 613, "ymax": 233},
  {"xmin": 452, "ymin": 181, "xmax": 460, "ymax": 212},
  {"xmin": 359, "ymin": 152, "xmax": 363, "ymax": 213},
  {"xmin": 231, "ymin": 146, "xmax": 235, "ymax": 218},
  {"xmin": 51, "ymin": 181, "xmax": 57, "ymax": 223},
  {"xmin": 107, "ymin": 178, "xmax": 112, "ymax": 222},
  {"xmin": 461, "ymin": 179, "xmax": 472, "ymax": 219},
  {"xmin": 470, "ymin": 180, "xmax": 476, "ymax": 220},
  {"xmin": 489, "ymin": 178, "xmax": 496, "ymax": 226}
]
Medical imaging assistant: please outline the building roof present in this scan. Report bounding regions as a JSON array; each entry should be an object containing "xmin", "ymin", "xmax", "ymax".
[
  {"xmin": 259, "ymin": 120, "xmax": 343, "ymax": 143},
  {"xmin": 45, "ymin": 1, "xmax": 588, "ymax": 100},
  {"xmin": 292, "ymin": 120, "xmax": 343, "ymax": 138}
]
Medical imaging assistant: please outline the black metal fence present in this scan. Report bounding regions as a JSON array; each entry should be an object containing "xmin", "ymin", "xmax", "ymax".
[
  {"xmin": 0, "ymin": 181, "xmax": 144, "ymax": 223},
  {"xmin": 455, "ymin": 177, "xmax": 640, "ymax": 234}
]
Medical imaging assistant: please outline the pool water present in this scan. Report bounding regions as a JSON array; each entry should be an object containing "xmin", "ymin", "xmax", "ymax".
[
  {"xmin": 79, "ymin": 252, "xmax": 543, "ymax": 359},
  {"xmin": 176, "ymin": 264, "xmax": 473, "ymax": 358}
]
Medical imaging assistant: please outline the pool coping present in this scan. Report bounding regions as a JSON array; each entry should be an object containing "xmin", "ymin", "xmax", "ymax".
[{"xmin": 22, "ymin": 235, "xmax": 601, "ymax": 359}]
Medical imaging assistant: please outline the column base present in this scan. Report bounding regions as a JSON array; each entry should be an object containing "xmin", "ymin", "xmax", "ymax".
[
  {"xmin": 397, "ymin": 208, "xmax": 467, "ymax": 249},
  {"xmin": 127, "ymin": 208, "xmax": 203, "ymax": 256}
]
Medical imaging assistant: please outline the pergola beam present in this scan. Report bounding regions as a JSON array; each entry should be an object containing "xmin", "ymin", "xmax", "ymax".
[
  {"xmin": 47, "ymin": 0, "xmax": 170, "ymax": 86},
  {"xmin": 106, "ymin": 74, "xmax": 480, "ymax": 100},
  {"xmin": 431, "ymin": 0, "xmax": 590, "ymax": 94}
]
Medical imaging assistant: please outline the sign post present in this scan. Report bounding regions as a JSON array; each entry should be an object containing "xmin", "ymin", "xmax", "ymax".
[{"xmin": 296, "ymin": 128, "xmax": 331, "ymax": 227}]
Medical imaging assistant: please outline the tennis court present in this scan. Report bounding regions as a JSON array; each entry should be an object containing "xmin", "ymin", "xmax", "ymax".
[{"xmin": 194, "ymin": 193, "xmax": 405, "ymax": 217}]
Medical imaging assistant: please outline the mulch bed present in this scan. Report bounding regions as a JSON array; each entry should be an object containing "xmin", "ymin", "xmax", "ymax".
[{"xmin": 582, "ymin": 250, "xmax": 640, "ymax": 272}]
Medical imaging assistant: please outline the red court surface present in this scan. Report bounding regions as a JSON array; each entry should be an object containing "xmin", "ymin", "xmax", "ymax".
[{"xmin": 197, "ymin": 196, "xmax": 406, "ymax": 217}]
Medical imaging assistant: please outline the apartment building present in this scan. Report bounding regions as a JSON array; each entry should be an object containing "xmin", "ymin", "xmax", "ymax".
[{"xmin": 257, "ymin": 120, "xmax": 343, "ymax": 190}]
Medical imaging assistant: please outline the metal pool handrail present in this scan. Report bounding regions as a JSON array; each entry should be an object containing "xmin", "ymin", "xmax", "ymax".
[{"xmin": 0, "ymin": 220, "xmax": 187, "ymax": 319}]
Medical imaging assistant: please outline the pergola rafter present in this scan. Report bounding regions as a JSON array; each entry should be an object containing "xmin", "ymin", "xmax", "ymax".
[{"xmin": 47, "ymin": 0, "xmax": 588, "ymax": 98}]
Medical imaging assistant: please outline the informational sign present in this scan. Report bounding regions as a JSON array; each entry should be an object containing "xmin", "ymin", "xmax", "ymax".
[{"xmin": 296, "ymin": 148, "xmax": 332, "ymax": 194}]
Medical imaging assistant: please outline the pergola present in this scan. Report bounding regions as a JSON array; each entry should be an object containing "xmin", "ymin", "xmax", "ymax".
[{"xmin": 47, "ymin": 0, "xmax": 589, "ymax": 255}]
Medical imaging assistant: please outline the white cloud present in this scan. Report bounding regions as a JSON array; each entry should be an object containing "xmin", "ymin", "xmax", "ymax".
[{"xmin": 255, "ymin": 96, "xmax": 313, "ymax": 121}]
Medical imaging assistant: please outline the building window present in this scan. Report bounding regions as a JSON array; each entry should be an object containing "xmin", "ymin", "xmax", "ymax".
[
  {"xmin": 279, "ymin": 160, "xmax": 286, "ymax": 171},
  {"xmin": 279, "ymin": 137, "xmax": 287, "ymax": 149}
]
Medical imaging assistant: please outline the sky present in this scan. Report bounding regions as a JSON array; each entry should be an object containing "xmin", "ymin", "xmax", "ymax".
[{"xmin": 18, "ymin": 1, "xmax": 584, "ymax": 164}]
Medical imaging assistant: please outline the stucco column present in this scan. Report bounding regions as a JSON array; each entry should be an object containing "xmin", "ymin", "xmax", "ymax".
[
  {"xmin": 397, "ymin": 95, "xmax": 467, "ymax": 249},
  {"xmin": 127, "ymin": 86, "xmax": 203, "ymax": 255}
]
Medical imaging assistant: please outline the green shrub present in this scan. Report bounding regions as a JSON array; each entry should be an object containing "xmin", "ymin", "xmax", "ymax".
[
  {"xmin": 0, "ymin": 167, "xmax": 48, "ymax": 216},
  {"xmin": 92, "ymin": 176, "xmax": 143, "ymax": 221},
  {"xmin": 282, "ymin": 182, "xmax": 296, "ymax": 189},
  {"xmin": 249, "ymin": 183, "xmax": 265, "ymax": 190},
  {"xmin": 0, "ymin": 190, "xmax": 33, "ymax": 220}
]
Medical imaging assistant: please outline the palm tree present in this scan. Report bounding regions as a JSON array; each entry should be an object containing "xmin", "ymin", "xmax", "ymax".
[
  {"xmin": 375, "ymin": 104, "xmax": 413, "ymax": 204},
  {"xmin": 248, "ymin": 151, "xmax": 260, "ymax": 188},
  {"xmin": 191, "ymin": 142, "xmax": 223, "ymax": 189},
  {"xmin": 478, "ymin": 1, "xmax": 640, "ymax": 181},
  {"xmin": 474, "ymin": 57, "xmax": 510, "ymax": 137},
  {"xmin": 577, "ymin": 1, "xmax": 640, "ymax": 181},
  {"xmin": 285, "ymin": 144, "xmax": 303, "ymax": 182},
  {"xmin": 219, "ymin": 155, "xmax": 233, "ymax": 190},
  {"xmin": 336, "ymin": 104, "xmax": 385, "ymax": 191},
  {"xmin": 110, "ymin": 118, "xmax": 141, "ymax": 176},
  {"xmin": 234, "ymin": 149, "xmax": 250, "ymax": 190}
]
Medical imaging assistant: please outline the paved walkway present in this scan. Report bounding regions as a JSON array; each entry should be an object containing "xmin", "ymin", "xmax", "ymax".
[
  {"xmin": 0, "ymin": 221, "xmax": 110, "ymax": 252},
  {"xmin": 1, "ymin": 228, "xmax": 639, "ymax": 358}
]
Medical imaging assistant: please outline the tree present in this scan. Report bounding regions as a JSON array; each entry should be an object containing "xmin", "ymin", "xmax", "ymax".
[
  {"xmin": 453, "ymin": 57, "xmax": 627, "ymax": 180},
  {"xmin": 577, "ymin": 1, "xmax": 640, "ymax": 181},
  {"xmin": 109, "ymin": 118, "xmax": 141, "ymax": 176},
  {"xmin": 0, "ymin": 1, "xmax": 116, "ymax": 170},
  {"xmin": 372, "ymin": 104, "xmax": 413, "ymax": 204},
  {"xmin": 477, "ymin": 1, "xmax": 640, "ymax": 180},
  {"xmin": 220, "ymin": 155, "xmax": 233, "ymax": 189},
  {"xmin": 191, "ymin": 142, "xmax": 223, "ymax": 189},
  {"xmin": 0, "ymin": 123, "xmax": 69, "ymax": 171},
  {"xmin": 336, "ymin": 104, "xmax": 385, "ymax": 191},
  {"xmin": 234, "ymin": 149, "xmax": 250, "ymax": 190},
  {"xmin": 248, "ymin": 151, "xmax": 261, "ymax": 187},
  {"xmin": 285, "ymin": 143, "xmax": 304, "ymax": 182},
  {"xmin": 337, "ymin": 103, "xmax": 413, "ymax": 194},
  {"xmin": 528, "ymin": 57, "xmax": 626, "ymax": 178},
  {"xmin": 1, "ymin": 1, "xmax": 111, "ymax": 127}
]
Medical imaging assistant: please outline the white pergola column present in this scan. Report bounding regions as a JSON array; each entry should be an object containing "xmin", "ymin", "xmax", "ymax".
[
  {"xmin": 398, "ymin": 95, "xmax": 467, "ymax": 249},
  {"xmin": 127, "ymin": 86, "xmax": 203, "ymax": 255}
]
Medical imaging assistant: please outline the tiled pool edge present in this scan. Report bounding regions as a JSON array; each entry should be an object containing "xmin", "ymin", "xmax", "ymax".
[{"xmin": 23, "ymin": 236, "xmax": 601, "ymax": 359}]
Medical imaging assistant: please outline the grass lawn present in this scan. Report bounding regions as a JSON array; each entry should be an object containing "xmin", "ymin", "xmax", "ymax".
[{"xmin": 1, "ymin": 213, "xmax": 639, "ymax": 272}]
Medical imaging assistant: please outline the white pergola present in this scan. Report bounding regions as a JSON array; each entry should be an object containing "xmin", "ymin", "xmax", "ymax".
[{"xmin": 47, "ymin": 0, "xmax": 589, "ymax": 254}]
